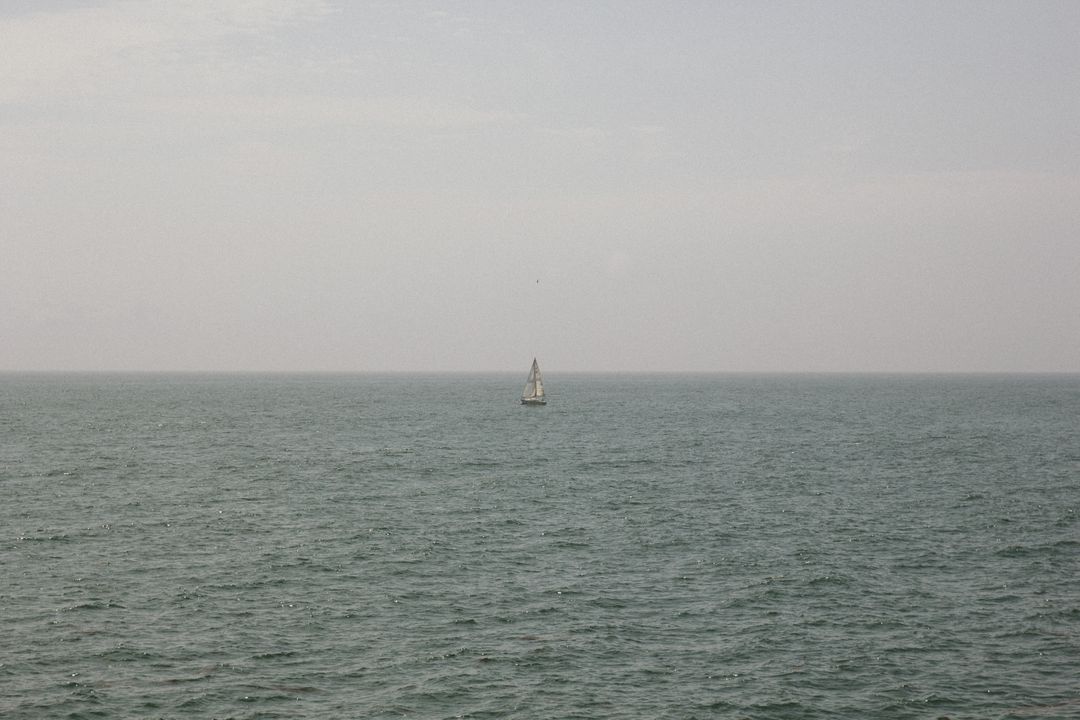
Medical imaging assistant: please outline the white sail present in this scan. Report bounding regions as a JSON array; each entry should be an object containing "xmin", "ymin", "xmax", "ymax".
[{"xmin": 521, "ymin": 358, "xmax": 546, "ymax": 404}]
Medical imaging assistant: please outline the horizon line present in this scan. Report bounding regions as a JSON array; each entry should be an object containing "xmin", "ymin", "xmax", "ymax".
[{"xmin": 2, "ymin": 369, "xmax": 1079, "ymax": 376}]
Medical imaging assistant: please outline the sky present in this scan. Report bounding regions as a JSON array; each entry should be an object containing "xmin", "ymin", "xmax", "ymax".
[{"xmin": 2, "ymin": 0, "xmax": 1079, "ymax": 373}]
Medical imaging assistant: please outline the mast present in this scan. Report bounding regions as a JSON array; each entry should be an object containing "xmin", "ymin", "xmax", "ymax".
[{"xmin": 533, "ymin": 359, "xmax": 544, "ymax": 398}]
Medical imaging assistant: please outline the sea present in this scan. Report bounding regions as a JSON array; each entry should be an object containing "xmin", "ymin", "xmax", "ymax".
[{"xmin": 2, "ymin": 373, "xmax": 1078, "ymax": 720}]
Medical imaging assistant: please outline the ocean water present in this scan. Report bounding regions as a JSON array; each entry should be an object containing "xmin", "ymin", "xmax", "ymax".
[{"xmin": 1, "ymin": 373, "xmax": 1078, "ymax": 719}]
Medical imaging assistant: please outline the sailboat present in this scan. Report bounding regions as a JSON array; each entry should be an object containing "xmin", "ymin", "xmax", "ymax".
[{"xmin": 520, "ymin": 358, "xmax": 547, "ymax": 405}]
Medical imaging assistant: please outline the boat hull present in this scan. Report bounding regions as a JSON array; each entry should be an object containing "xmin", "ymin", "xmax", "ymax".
[{"xmin": 520, "ymin": 398, "xmax": 546, "ymax": 406}]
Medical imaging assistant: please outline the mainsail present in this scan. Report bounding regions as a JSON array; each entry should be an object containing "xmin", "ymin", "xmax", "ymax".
[{"xmin": 521, "ymin": 358, "xmax": 546, "ymax": 405}]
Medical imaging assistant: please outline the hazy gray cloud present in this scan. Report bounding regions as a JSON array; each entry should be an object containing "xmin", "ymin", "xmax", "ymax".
[{"xmin": 2, "ymin": 1, "xmax": 1079, "ymax": 372}]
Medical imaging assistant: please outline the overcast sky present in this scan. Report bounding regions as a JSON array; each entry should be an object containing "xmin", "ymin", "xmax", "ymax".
[{"xmin": 3, "ymin": 1, "xmax": 1078, "ymax": 372}]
